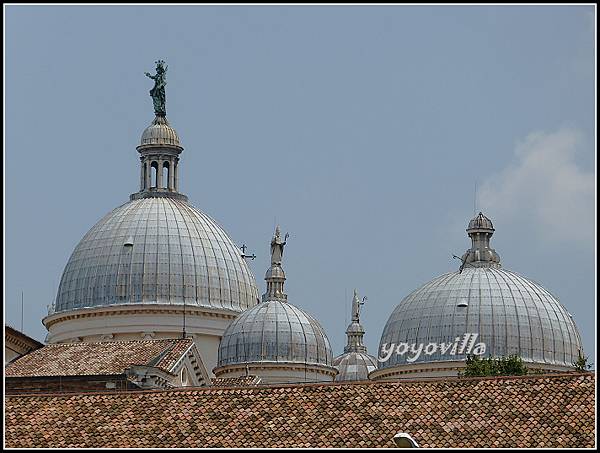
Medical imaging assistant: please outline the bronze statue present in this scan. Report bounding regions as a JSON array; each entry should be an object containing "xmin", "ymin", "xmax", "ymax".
[
  {"xmin": 270, "ymin": 226, "xmax": 289, "ymax": 266},
  {"xmin": 145, "ymin": 60, "xmax": 167, "ymax": 116}
]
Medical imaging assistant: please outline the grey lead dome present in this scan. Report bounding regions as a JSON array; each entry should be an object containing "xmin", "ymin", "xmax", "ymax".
[
  {"xmin": 334, "ymin": 352, "xmax": 378, "ymax": 381},
  {"xmin": 378, "ymin": 212, "xmax": 583, "ymax": 371},
  {"xmin": 217, "ymin": 299, "xmax": 334, "ymax": 367},
  {"xmin": 378, "ymin": 267, "xmax": 582, "ymax": 369},
  {"xmin": 334, "ymin": 290, "xmax": 378, "ymax": 381},
  {"xmin": 217, "ymin": 227, "xmax": 334, "ymax": 370},
  {"xmin": 139, "ymin": 115, "xmax": 181, "ymax": 148},
  {"xmin": 53, "ymin": 197, "xmax": 260, "ymax": 314}
]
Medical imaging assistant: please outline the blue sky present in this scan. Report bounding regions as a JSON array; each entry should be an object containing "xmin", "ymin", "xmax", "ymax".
[{"xmin": 5, "ymin": 5, "xmax": 596, "ymax": 362}]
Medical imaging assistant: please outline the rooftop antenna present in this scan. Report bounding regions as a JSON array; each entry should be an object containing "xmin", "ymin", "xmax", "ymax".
[
  {"xmin": 21, "ymin": 291, "xmax": 24, "ymax": 331},
  {"xmin": 182, "ymin": 297, "xmax": 187, "ymax": 339},
  {"xmin": 344, "ymin": 288, "xmax": 348, "ymax": 326},
  {"xmin": 474, "ymin": 181, "xmax": 478, "ymax": 216}
]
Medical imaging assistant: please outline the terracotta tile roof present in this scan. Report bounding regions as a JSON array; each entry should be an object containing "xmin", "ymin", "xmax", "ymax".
[
  {"xmin": 4, "ymin": 373, "xmax": 595, "ymax": 448},
  {"xmin": 5, "ymin": 338, "xmax": 194, "ymax": 377},
  {"xmin": 211, "ymin": 375, "xmax": 262, "ymax": 387},
  {"xmin": 149, "ymin": 339, "xmax": 195, "ymax": 371}
]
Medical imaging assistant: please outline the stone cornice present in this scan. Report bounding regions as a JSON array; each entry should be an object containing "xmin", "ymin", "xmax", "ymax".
[
  {"xmin": 369, "ymin": 359, "xmax": 576, "ymax": 380},
  {"xmin": 129, "ymin": 190, "xmax": 188, "ymax": 201},
  {"xmin": 43, "ymin": 304, "xmax": 240, "ymax": 329},
  {"xmin": 213, "ymin": 361, "xmax": 339, "ymax": 378},
  {"xmin": 5, "ymin": 327, "xmax": 44, "ymax": 352}
]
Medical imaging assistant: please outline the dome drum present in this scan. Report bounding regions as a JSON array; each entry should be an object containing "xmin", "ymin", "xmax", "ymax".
[{"xmin": 213, "ymin": 361, "xmax": 338, "ymax": 384}]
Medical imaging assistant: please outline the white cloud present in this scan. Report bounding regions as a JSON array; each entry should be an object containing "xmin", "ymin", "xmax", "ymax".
[{"xmin": 479, "ymin": 128, "xmax": 595, "ymax": 247}]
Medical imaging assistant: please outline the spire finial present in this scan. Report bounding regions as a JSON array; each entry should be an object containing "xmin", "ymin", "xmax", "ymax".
[
  {"xmin": 459, "ymin": 212, "xmax": 501, "ymax": 270},
  {"xmin": 344, "ymin": 290, "xmax": 368, "ymax": 353},
  {"xmin": 132, "ymin": 61, "xmax": 187, "ymax": 203},
  {"xmin": 263, "ymin": 226, "xmax": 289, "ymax": 302}
]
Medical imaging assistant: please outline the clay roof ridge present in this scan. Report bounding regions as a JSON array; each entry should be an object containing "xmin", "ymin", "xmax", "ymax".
[
  {"xmin": 42, "ymin": 338, "xmax": 183, "ymax": 347},
  {"xmin": 5, "ymin": 371, "xmax": 593, "ymax": 399},
  {"xmin": 144, "ymin": 338, "xmax": 194, "ymax": 371}
]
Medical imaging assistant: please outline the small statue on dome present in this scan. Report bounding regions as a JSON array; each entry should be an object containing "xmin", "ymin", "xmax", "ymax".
[
  {"xmin": 270, "ymin": 226, "xmax": 289, "ymax": 266},
  {"xmin": 145, "ymin": 60, "xmax": 167, "ymax": 116},
  {"xmin": 351, "ymin": 289, "xmax": 366, "ymax": 323}
]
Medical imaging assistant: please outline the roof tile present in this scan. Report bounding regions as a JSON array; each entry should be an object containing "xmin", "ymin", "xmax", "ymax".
[
  {"xmin": 4, "ymin": 373, "xmax": 595, "ymax": 448},
  {"xmin": 5, "ymin": 338, "xmax": 194, "ymax": 377}
]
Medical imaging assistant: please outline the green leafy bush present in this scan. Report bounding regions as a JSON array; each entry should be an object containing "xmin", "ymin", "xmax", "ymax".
[
  {"xmin": 460, "ymin": 355, "xmax": 528, "ymax": 377},
  {"xmin": 573, "ymin": 350, "xmax": 592, "ymax": 372}
]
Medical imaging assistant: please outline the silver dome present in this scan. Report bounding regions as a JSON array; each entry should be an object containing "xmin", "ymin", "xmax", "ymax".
[
  {"xmin": 217, "ymin": 299, "xmax": 334, "ymax": 367},
  {"xmin": 334, "ymin": 352, "xmax": 378, "ymax": 381},
  {"xmin": 378, "ymin": 267, "xmax": 582, "ymax": 369},
  {"xmin": 139, "ymin": 115, "xmax": 181, "ymax": 148},
  {"xmin": 53, "ymin": 197, "xmax": 260, "ymax": 314},
  {"xmin": 334, "ymin": 290, "xmax": 378, "ymax": 381}
]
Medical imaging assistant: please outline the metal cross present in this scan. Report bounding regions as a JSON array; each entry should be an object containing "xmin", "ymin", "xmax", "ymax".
[{"xmin": 240, "ymin": 244, "xmax": 256, "ymax": 260}]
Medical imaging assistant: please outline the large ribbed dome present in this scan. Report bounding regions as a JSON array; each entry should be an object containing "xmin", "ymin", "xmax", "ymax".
[
  {"xmin": 53, "ymin": 197, "xmax": 260, "ymax": 314},
  {"xmin": 377, "ymin": 212, "xmax": 583, "ymax": 373},
  {"xmin": 378, "ymin": 267, "xmax": 582, "ymax": 369},
  {"xmin": 217, "ymin": 299, "xmax": 334, "ymax": 368}
]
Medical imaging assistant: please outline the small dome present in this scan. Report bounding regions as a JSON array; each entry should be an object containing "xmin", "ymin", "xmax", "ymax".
[
  {"xmin": 346, "ymin": 322, "xmax": 364, "ymax": 335},
  {"xmin": 467, "ymin": 212, "xmax": 494, "ymax": 232},
  {"xmin": 217, "ymin": 300, "xmax": 334, "ymax": 368},
  {"xmin": 333, "ymin": 289, "xmax": 377, "ymax": 381},
  {"xmin": 265, "ymin": 266, "xmax": 285, "ymax": 280},
  {"xmin": 139, "ymin": 116, "xmax": 181, "ymax": 148},
  {"xmin": 334, "ymin": 351, "xmax": 378, "ymax": 381}
]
